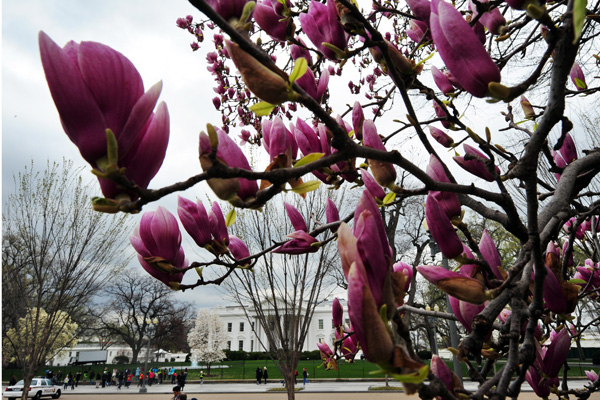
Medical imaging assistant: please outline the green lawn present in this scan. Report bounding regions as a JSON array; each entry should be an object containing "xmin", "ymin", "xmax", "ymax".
[{"xmin": 3, "ymin": 358, "xmax": 597, "ymax": 382}]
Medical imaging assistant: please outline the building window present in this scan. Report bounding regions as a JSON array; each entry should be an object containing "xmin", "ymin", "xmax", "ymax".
[
  {"xmin": 251, "ymin": 340, "xmax": 254, "ymax": 352},
  {"xmin": 238, "ymin": 340, "xmax": 244, "ymax": 351},
  {"xmin": 240, "ymin": 322, "xmax": 244, "ymax": 332},
  {"xmin": 227, "ymin": 322, "xmax": 232, "ymax": 332},
  {"xmin": 318, "ymin": 319, "xmax": 324, "ymax": 329},
  {"xmin": 227, "ymin": 341, "xmax": 231, "ymax": 350}
]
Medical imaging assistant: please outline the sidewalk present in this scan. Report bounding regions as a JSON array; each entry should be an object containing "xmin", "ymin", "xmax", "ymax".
[{"xmin": 4, "ymin": 379, "xmax": 591, "ymax": 396}]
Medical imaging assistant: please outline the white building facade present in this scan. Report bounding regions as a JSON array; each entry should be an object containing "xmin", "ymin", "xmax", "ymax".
[
  {"xmin": 50, "ymin": 343, "xmax": 187, "ymax": 366},
  {"xmin": 215, "ymin": 299, "xmax": 349, "ymax": 353}
]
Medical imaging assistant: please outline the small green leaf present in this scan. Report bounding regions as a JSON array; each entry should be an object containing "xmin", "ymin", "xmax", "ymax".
[
  {"xmin": 382, "ymin": 192, "xmax": 396, "ymax": 205},
  {"xmin": 105, "ymin": 129, "xmax": 118, "ymax": 167},
  {"xmin": 290, "ymin": 180, "xmax": 321, "ymax": 194},
  {"xmin": 573, "ymin": 0, "xmax": 587, "ymax": 44},
  {"xmin": 391, "ymin": 365, "xmax": 429, "ymax": 384},
  {"xmin": 294, "ymin": 152, "xmax": 324, "ymax": 168},
  {"xmin": 249, "ymin": 101, "xmax": 275, "ymax": 116},
  {"xmin": 225, "ymin": 209, "xmax": 236, "ymax": 227},
  {"xmin": 321, "ymin": 42, "xmax": 346, "ymax": 59},
  {"xmin": 569, "ymin": 278, "xmax": 587, "ymax": 284},
  {"xmin": 574, "ymin": 77, "xmax": 587, "ymax": 89},
  {"xmin": 289, "ymin": 57, "xmax": 308, "ymax": 83}
]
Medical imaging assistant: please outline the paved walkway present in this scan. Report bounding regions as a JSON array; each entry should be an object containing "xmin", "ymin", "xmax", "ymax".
[{"xmin": 6, "ymin": 379, "xmax": 595, "ymax": 399}]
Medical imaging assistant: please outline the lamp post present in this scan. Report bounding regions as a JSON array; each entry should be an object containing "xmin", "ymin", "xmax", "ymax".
[
  {"xmin": 425, "ymin": 304, "xmax": 440, "ymax": 355},
  {"xmin": 428, "ymin": 234, "xmax": 463, "ymax": 382},
  {"xmin": 139, "ymin": 318, "xmax": 158, "ymax": 394}
]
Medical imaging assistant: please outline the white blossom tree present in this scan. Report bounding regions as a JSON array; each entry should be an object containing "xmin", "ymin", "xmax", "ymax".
[{"xmin": 188, "ymin": 309, "xmax": 227, "ymax": 375}]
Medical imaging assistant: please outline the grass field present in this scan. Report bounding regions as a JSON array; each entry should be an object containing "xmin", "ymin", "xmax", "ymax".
[{"xmin": 3, "ymin": 358, "xmax": 597, "ymax": 382}]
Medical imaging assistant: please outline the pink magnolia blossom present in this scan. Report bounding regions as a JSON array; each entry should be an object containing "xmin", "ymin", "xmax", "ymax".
[
  {"xmin": 425, "ymin": 194, "xmax": 463, "ymax": 259},
  {"xmin": 430, "ymin": 0, "xmax": 501, "ymax": 97},
  {"xmin": 426, "ymin": 155, "xmax": 461, "ymax": 218},
  {"xmin": 177, "ymin": 196, "xmax": 212, "ymax": 248},
  {"xmin": 361, "ymin": 169, "xmax": 386, "ymax": 200},
  {"xmin": 205, "ymin": 0, "xmax": 253, "ymax": 22},
  {"xmin": 228, "ymin": 235, "xmax": 250, "ymax": 260},
  {"xmin": 285, "ymin": 202, "xmax": 308, "ymax": 232},
  {"xmin": 39, "ymin": 32, "xmax": 169, "ymax": 201},
  {"xmin": 273, "ymin": 230, "xmax": 318, "ymax": 254},
  {"xmin": 570, "ymin": 63, "xmax": 587, "ymax": 91},
  {"xmin": 299, "ymin": 0, "xmax": 349, "ymax": 60},
  {"xmin": 130, "ymin": 207, "xmax": 187, "ymax": 286},
  {"xmin": 253, "ymin": 0, "xmax": 293, "ymax": 41},
  {"xmin": 199, "ymin": 127, "xmax": 258, "ymax": 202},
  {"xmin": 453, "ymin": 144, "xmax": 500, "ymax": 182},
  {"xmin": 431, "ymin": 66, "xmax": 454, "ymax": 96}
]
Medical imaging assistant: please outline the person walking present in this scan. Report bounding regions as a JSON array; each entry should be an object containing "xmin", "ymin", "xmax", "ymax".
[
  {"xmin": 200, "ymin": 370, "xmax": 204, "ymax": 385},
  {"xmin": 126, "ymin": 373, "xmax": 132, "ymax": 388},
  {"xmin": 177, "ymin": 370, "xmax": 186, "ymax": 390},
  {"xmin": 255, "ymin": 367, "xmax": 262, "ymax": 385},
  {"xmin": 302, "ymin": 368, "xmax": 309, "ymax": 386},
  {"xmin": 263, "ymin": 366, "xmax": 268, "ymax": 385},
  {"xmin": 172, "ymin": 385, "xmax": 185, "ymax": 400},
  {"xmin": 95, "ymin": 371, "xmax": 101, "ymax": 388},
  {"xmin": 63, "ymin": 376, "xmax": 69, "ymax": 390}
]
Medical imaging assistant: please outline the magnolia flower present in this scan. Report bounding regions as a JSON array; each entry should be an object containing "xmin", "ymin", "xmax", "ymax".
[
  {"xmin": 363, "ymin": 120, "xmax": 396, "ymax": 188},
  {"xmin": 585, "ymin": 370, "xmax": 599, "ymax": 383},
  {"xmin": 295, "ymin": 66, "xmax": 329, "ymax": 102},
  {"xmin": 177, "ymin": 196, "xmax": 212, "ymax": 248},
  {"xmin": 425, "ymin": 194, "xmax": 464, "ymax": 259},
  {"xmin": 253, "ymin": 0, "xmax": 293, "ymax": 41},
  {"xmin": 407, "ymin": 19, "xmax": 432, "ymax": 43},
  {"xmin": 284, "ymin": 202, "xmax": 308, "ymax": 232},
  {"xmin": 352, "ymin": 101, "xmax": 365, "ymax": 140},
  {"xmin": 430, "ymin": 0, "xmax": 501, "ymax": 97},
  {"xmin": 393, "ymin": 262, "xmax": 413, "ymax": 293},
  {"xmin": 272, "ymin": 230, "xmax": 318, "ymax": 254},
  {"xmin": 228, "ymin": 235, "xmax": 250, "ymax": 260},
  {"xmin": 558, "ymin": 133, "xmax": 578, "ymax": 163},
  {"xmin": 426, "ymin": 154, "xmax": 461, "ymax": 218},
  {"xmin": 520, "ymin": 95, "xmax": 535, "ymax": 119},
  {"xmin": 469, "ymin": 0, "xmax": 506, "ymax": 35},
  {"xmin": 199, "ymin": 127, "xmax": 258, "ymax": 202},
  {"xmin": 479, "ymin": 230, "xmax": 504, "ymax": 280},
  {"xmin": 361, "ymin": 169, "xmax": 386, "ymax": 201},
  {"xmin": 431, "ymin": 66, "xmax": 454, "ymax": 96},
  {"xmin": 570, "ymin": 63, "xmax": 587, "ymax": 91},
  {"xmin": 130, "ymin": 207, "xmax": 187, "ymax": 286},
  {"xmin": 39, "ymin": 32, "xmax": 169, "ymax": 201},
  {"xmin": 263, "ymin": 116, "xmax": 298, "ymax": 162},
  {"xmin": 526, "ymin": 329, "xmax": 570, "ymax": 397},
  {"xmin": 453, "ymin": 144, "xmax": 500, "ymax": 182},
  {"xmin": 418, "ymin": 265, "xmax": 487, "ymax": 304},
  {"xmin": 332, "ymin": 298, "xmax": 344, "ymax": 328},
  {"xmin": 299, "ymin": 0, "xmax": 349, "ymax": 60},
  {"xmin": 205, "ymin": 0, "xmax": 253, "ymax": 22},
  {"xmin": 326, "ymin": 198, "xmax": 340, "ymax": 227}
]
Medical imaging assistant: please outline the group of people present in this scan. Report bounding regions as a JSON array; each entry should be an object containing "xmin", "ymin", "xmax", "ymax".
[
  {"xmin": 39, "ymin": 366, "xmax": 189, "ymax": 390},
  {"xmin": 255, "ymin": 366, "xmax": 269, "ymax": 384}
]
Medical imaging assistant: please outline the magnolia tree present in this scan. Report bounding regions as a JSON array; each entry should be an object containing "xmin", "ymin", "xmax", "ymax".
[
  {"xmin": 188, "ymin": 309, "xmax": 227, "ymax": 374},
  {"xmin": 38, "ymin": 0, "xmax": 600, "ymax": 398}
]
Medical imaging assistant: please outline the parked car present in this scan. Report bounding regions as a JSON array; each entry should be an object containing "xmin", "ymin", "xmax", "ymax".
[{"xmin": 4, "ymin": 378, "xmax": 61, "ymax": 399}]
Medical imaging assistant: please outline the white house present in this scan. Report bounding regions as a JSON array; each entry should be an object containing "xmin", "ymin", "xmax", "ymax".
[{"xmin": 215, "ymin": 299, "xmax": 349, "ymax": 353}]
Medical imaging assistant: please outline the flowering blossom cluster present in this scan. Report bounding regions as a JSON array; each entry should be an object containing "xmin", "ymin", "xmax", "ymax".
[{"xmin": 37, "ymin": 0, "xmax": 600, "ymax": 397}]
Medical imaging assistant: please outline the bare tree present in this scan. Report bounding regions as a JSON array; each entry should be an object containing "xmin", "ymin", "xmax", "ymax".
[
  {"xmin": 226, "ymin": 189, "xmax": 338, "ymax": 400},
  {"xmin": 1, "ymin": 160, "xmax": 132, "ymax": 399},
  {"xmin": 96, "ymin": 272, "xmax": 192, "ymax": 363}
]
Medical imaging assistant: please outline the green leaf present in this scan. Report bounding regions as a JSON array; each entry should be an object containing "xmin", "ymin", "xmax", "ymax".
[
  {"xmin": 382, "ymin": 192, "xmax": 396, "ymax": 205},
  {"xmin": 225, "ymin": 209, "xmax": 236, "ymax": 227},
  {"xmin": 573, "ymin": 0, "xmax": 587, "ymax": 44},
  {"xmin": 321, "ymin": 42, "xmax": 346, "ymax": 59},
  {"xmin": 569, "ymin": 278, "xmax": 587, "ymax": 284},
  {"xmin": 294, "ymin": 152, "xmax": 324, "ymax": 168},
  {"xmin": 289, "ymin": 57, "xmax": 308, "ymax": 83},
  {"xmin": 249, "ymin": 101, "xmax": 275, "ymax": 116},
  {"xmin": 290, "ymin": 180, "xmax": 321, "ymax": 195},
  {"xmin": 391, "ymin": 365, "xmax": 429, "ymax": 384},
  {"xmin": 574, "ymin": 77, "xmax": 587, "ymax": 89}
]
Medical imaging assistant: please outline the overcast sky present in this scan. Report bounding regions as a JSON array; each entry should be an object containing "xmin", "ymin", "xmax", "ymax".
[{"xmin": 2, "ymin": 0, "xmax": 235, "ymax": 309}]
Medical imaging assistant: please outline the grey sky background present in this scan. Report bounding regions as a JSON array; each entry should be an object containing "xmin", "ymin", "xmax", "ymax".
[{"xmin": 2, "ymin": 0, "xmax": 234, "ymax": 309}]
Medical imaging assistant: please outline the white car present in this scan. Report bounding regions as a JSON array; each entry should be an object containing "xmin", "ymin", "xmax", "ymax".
[{"xmin": 4, "ymin": 378, "xmax": 61, "ymax": 399}]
